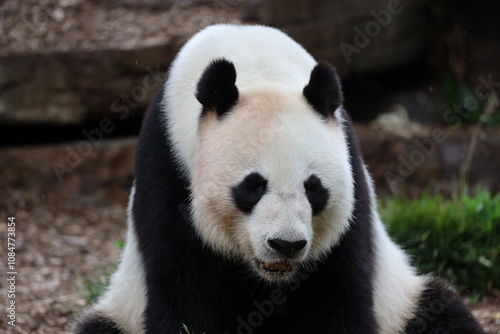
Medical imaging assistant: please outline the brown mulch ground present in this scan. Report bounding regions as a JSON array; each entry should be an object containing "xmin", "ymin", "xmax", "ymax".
[
  {"xmin": 0, "ymin": 189, "xmax": 498, "ymax": 333},
  {"xmin": 0, "ymin": 190, "xmax": 127, "ymax": 333}
]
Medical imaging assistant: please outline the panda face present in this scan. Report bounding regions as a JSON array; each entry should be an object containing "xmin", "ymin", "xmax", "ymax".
[{"xmin": 190, "ymin": 83, "xmax": 354, "ymax": 282}]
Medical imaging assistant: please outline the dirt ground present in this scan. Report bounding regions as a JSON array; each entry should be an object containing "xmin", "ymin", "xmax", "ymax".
[
  {"xmin": 0, "ymin": 189, "xmax": 498, "ymax": 333},
  {"xmin": 0, "ymin": 189, "xmax": 127, "ymax": 333}
]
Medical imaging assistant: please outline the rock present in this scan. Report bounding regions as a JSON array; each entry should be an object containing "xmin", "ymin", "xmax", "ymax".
[
  {"xmin": 0, "ymin": 1, "xmax": 242, "ymax": 125},
  {"xmin": 244, "ymin": 0, "xmax": 428, "ymax": 76},
  {"xmin": 356, "ymin": 125, "xmax": 500, "ymax": 196},
  {"xmin": 0, "ymin": 45, "xmax": 174, "ymax": 125},
  {"xmin": 0, "ymin": 137, "xmax": 137, "ymax": 205}
]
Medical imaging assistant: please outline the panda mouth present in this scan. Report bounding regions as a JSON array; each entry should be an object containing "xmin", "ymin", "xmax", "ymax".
[{"xmin": 258, "ymin": 260, "xmax": 294, "ymax": 274}]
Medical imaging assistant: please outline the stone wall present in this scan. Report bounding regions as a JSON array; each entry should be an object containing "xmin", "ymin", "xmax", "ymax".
[{"xmin": 0, "ymin": 45, "xmax": 174, "ymax": 124}]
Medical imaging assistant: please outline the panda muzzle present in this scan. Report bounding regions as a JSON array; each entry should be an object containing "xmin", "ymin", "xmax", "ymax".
[{"xmin": 260, "ymin": 260, "xmax": 294, "ymax": 273}]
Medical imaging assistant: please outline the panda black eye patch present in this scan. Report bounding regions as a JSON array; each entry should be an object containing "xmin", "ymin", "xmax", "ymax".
[
  {"xmin": 232, "ymin": 173, "xmax": 268, "ymax": 214},
  {"xmin": 304, "ymin": 175, "xmax": 329, "ymax": 215}
]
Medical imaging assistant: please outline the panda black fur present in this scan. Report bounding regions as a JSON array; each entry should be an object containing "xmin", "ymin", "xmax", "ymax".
[{"xmin": 76, "ymin": 24, "xmax": 485, "ymax": 334}]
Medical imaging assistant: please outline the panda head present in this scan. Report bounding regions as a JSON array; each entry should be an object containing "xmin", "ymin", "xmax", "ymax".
[{"xmin": 190, "ymin": 59, "xmax": 354, "ymax": 282}]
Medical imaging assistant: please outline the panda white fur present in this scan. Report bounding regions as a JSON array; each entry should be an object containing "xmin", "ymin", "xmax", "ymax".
[{"xmin": 76, "ymin": 24, "xmax": 484, "ymax": 334}]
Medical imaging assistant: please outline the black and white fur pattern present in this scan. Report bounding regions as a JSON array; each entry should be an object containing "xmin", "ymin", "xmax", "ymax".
[{"xmin": 76, "ymin": 24, "xmax": 484, "ymax": 334}]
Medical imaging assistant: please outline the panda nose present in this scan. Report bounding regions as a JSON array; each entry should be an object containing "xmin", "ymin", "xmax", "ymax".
[{"xmin": 267, "ymin": 239, "xmax": 307, "ymax": 256}]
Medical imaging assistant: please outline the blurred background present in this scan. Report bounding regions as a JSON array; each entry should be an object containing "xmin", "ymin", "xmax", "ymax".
[{"xmin": 0, "ymin": 0, "xmax": 498, "ymax": 333}]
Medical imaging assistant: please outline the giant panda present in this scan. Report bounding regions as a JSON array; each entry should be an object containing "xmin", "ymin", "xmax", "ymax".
[{"xmin": 76, "ymin": 24, "xmax": 485, "ymax": 334}]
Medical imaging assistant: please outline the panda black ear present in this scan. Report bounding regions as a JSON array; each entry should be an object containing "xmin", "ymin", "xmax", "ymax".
[
  {"xmin": 303, "ymin": 62, "xmax": 343, "ymax": 119},
  {"xmin": 196, "ymin": 58, "xmax": 239, "ymax": 118}
]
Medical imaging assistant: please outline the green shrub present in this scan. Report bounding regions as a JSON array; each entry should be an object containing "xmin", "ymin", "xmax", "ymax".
[
  {"xmin": 81, "ymin": 268, "xmax": 114, "ymax": 306},
  {"xmin": 181, "ymin": 324, "xmax": 205, "ymax": 334},
  {"xmin": 80, "ymin": 240, "xmax": 124, "ymax": 305},
  {"xmin": 380, "ymin": 189, "xmax": 500, "ymax": 298}
]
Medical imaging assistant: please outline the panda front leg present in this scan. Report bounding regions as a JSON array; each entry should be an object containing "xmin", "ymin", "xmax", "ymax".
[
  {"xmin": 75, "ymin": 312, "xmax": 125, "ymax": 334},
  {"xmin": 139, "ymin": 249, "xmax": 231, "ymax": 334},
  {"xmin": 405, "ymin": 278, "xmax": 485, "ymax": 334}
]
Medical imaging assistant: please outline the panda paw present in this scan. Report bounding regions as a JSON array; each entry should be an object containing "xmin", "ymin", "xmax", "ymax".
[{"xmin": 75, "ymin": 311, "xmax": 124, "ymax": 334}]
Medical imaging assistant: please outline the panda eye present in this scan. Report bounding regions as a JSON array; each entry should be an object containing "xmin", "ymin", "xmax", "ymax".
[
  {"xmin": 232, "ymin": 173, "xmax": 268, "ymax": 214},
  {"xmin": 304, "ymin": 175, "xmax": 329, "ymax": 216}
]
